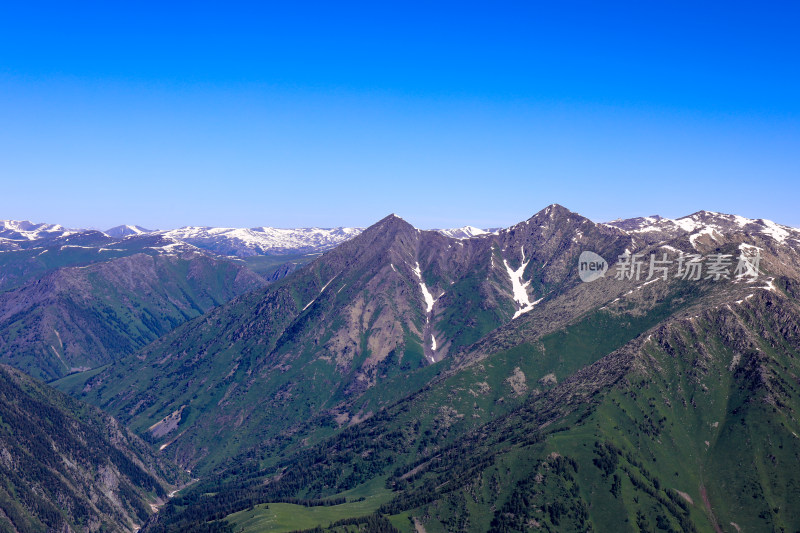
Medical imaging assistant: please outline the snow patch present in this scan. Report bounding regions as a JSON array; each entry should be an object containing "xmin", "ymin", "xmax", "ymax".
[
  {"xmin": 731, "ymin": 215, "xmax": 751, "ymax": 227},
  {"xmin": 673, "ymin": 217, "xmax": 702, "ymax": 233},
  {"xmin": 760, "ymin": 277, "xmax": 776, "ymax": 292},
  {"xmin": 302, "ymin": 277, "xmax": 335, "ymax": 311},
  {"xmin": 758, "ymin": 219, "xmax": 791, "ymax": 243},
  {"xmin": 413, "ymin": 261, "xmax": 439, "ymax": 321},
  {"xmin": 435, "ymin": 226, "xmax": 491, "ymax": 239},
  {"xmin": 420, "ymin": 282, "xmax": 435, "ymax": 315},
  {"xmin": 59, "ymin": 245, "xmax": 96, "ymax": 250},
  {"xmin": 503, "ymin": 254, "xmax": 540, "ymax": 319},
  {"xmin": 411, "ymin": 261, "xmax": 422, "ymax": 279},
  {"xmin": 739, "ymin": 243, "xmax": 762, "ymax": 252},
  {"xmin": 689, "ymin": 227, "xmax": 717, "ymax": 249}
]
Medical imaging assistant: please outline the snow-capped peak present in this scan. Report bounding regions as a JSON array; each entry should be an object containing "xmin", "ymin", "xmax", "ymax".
[
  {"xmin": 105, "ymin": 225, "xmax": 152, "ymax": 238},
  {"xmin": 435, "ymin": 226, "xmax": 496, "ymax": 239},
  {"xmin": 0, "ymin": 220, "xmax": 77, "ymax": 241}
]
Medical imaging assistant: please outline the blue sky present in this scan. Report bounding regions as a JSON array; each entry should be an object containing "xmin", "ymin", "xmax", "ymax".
[{"xmin": 1, "ymin": 1, "xmax": 798, "ymax": 230}]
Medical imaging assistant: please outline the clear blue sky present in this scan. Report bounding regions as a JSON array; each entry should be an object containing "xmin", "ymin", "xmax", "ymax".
[{"xmin": 1, "ymin": 1, "xmax": 798, "ymax": 230}]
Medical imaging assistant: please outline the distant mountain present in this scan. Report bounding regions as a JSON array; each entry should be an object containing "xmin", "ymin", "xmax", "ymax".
[
  {"xmin": 0, "ymin": 222, "xmax": 363, "ymax": 294},
  {"xmin": 153, "ymin": 226, "xmax": 363, "ymax": 257},
  {"xmin": 105, "ymin": 224, "xmax": 152, "ymax": 238},
  {"xmin": 0, "ymin": 364, "xmax": 179, "ymax": 532},
  {"xmin": 0, "ymin": 221, "xmax": 363, "ymax": 383},
  {"xmin": 606, "ymin": 210, "xmax": 800, "ymax": 248},
  {"xmin": 0, "ymin": 223, "xmax": 280, "ymax": 383},
  {"xmin": 0, "ymin": 231, "xmax": 272, "ymax": 382},
  {"xmin": 0, "ymin": 250, "xmax": 266, "ymax": 381},
  {"xmin": 0, "ymin": 230, "xmax": 201, "ymax": 291},
  {"xmin": 0, "ymin": 219, "xmax": 76, "ymax": 248},
  {"xmin": 0, "ymin": 220, "xmax": 365, "ymax": 262},
  {"xmin": 1, "ymin": 219, "xmax": 502, "ymax": 263},
  {"xmin": 433, "ymin": 225, "xmax": 495, "ymax": 239}
]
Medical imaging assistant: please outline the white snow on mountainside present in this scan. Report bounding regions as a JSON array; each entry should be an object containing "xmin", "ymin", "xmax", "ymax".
[
  {"xmin": 105, "ymin": 225, "xmax": 151, "ymax": 238},
  {"xmin": 605, "ymin": 211, "xmax": 800, "ymax": 249},
  {"xmin": 153, "ymin": 224, "xmax": 502, "ymax": 256},
  {"xmin": 0, "ymin": 219, "xmax": 499, "ymax": 257},
  {"xmin": 2, "ymin": 211, "xmax": 797, "ymax": 258},
  {"xmin": 0, "ymin": 220, "xmax": 77, "ymax": 245},
  {"xmin": 434, "ymin": 226, "xmax": 497, "ymax": 239},
  {"xmin": 155, "ymin": 226, "xmax": 365, "ymax": 257}
]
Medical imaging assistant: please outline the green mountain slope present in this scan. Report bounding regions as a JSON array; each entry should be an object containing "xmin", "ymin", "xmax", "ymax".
[
  {"xmin": 0, "ymin": 251, "xmax": 265, "ymax": 381},
  {"xmin": 379, "ymin": 287, "xmax": 800, "ymax": 532},
  {"xmin": 0, "ymin": 364, "xmax": 181, "ymax": 532}
]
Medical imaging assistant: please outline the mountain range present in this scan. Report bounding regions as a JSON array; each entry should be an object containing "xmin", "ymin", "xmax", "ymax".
[
  {"xmin": 2, "ymin": 206, "xmax": 800, "ymax": 532},
  {"xmin": 0, "ymin": 220, "xmax": 512, "ymax": 258},
  {"xmin": 0, "ymin": 220, "xmax": 364, "ymax": 255}
]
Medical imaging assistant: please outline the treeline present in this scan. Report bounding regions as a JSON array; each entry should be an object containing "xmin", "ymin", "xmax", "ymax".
[
  {"xmin": 289, "ymin": 513, "xmax": 400, "ymax": 533},
  {"xmin": 489, "ymin": 454, "xmax": 588, "ymax": 532},
  {"xmin": 273, "ymin": 496, "xmax": 346, "ymax": 507},
  {"xmin": 146, "ymin": 402, "xmax": 426, "ymax": 532},
  {"xmin": 591, "ymin": 440, "xmax": 695, "ymax": 533}
]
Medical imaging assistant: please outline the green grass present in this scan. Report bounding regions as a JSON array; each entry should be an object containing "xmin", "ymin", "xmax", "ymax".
[
  {"xmin": 403, "ymin": 295, "xmax": 800, "ymax": 532},
  {"xmin": 386, "ymin": 513, "xmax": 415, "ymax": 533},
  {"xmin": 225, "ymin": 477, "xmax": 394, "ymax": 533},
  {"xmin": 48, "ymin": 364, "xmax": 108, "ymax": 388}
]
